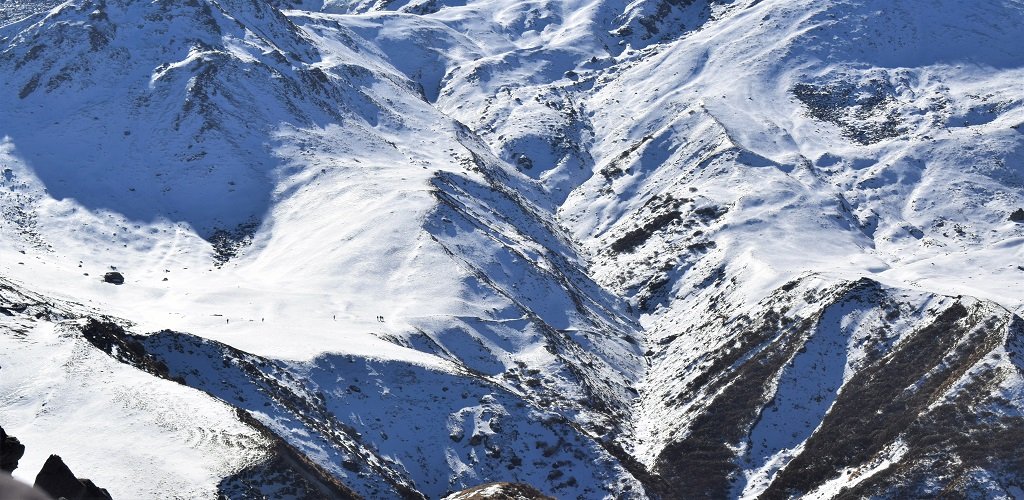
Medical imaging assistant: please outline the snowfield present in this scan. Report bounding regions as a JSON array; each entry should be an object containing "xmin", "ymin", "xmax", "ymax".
[{"xmin": 1, "ymin": 0, "xmax": 1023, "ymax": 498}]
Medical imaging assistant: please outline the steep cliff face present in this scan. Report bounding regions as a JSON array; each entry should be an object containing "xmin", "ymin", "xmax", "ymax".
[
  {"xmin": 1, "ymin": 0, "xmax": 1023, "ymax": 498},
  {"xmin": 642, "ymin": 277, "xmax": 1024, "ymax": 498}
]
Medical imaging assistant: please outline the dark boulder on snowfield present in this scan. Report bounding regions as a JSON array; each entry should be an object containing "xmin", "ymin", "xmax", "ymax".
[
  {"xmin": 33, "ymin": 455, "xmax": 111, "ymax": 500},
  {"xmin": 102, "ymin": 272, "xmax": 123, "ymax": 285},
  {"xmin": 1009, "ymin": 208, "xmax": 1024, "ymax": 222}
]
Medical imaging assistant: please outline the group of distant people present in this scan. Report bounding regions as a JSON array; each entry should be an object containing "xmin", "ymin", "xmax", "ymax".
[{"xmin": 221, "ymin": 314, "xmax": 386, "ymax": 323}]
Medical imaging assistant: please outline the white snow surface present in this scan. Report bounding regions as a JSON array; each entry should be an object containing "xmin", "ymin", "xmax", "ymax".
[{"xmin": 0, "ymin": 280, "xmax": 270, "ymax": 498}]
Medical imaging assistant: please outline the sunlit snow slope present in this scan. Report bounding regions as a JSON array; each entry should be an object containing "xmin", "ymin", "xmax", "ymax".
[{"xmin": 1, "ymin": 0, "xmax": 1023, "ymax": 498}]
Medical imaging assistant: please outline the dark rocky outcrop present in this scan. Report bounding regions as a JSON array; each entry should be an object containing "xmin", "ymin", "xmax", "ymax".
[
  {"xmin": 80, "ymin": 320, "xmax": 179, "ymax": 384},
  {"xmin": 792, "ymin": 79, "xmax": 906, "ymax": 145},
  {"xmin": 443, "ymin": 482, "xmax": 555, "ymax": 500},
  {"xmin": 101, "ymin": 272, "xmax": 123, "ymax": 285},
  {"xmin": 1, "ymin": 426, "xmax": 25, "ymax": 473},
  {"xmin": 218, "ymin": 409, "xmax": 363, "ymax": 500},
  {"xmin": 33, "ymin": 455, "xmax": 111, "ymax": 500},
  {"xmin": 1009, "ymin": 208, "xmax": 1024, "ymax": 222},
  {"xmin": 644, "ymin": 276, "xmax": 1024, "ymax": 498}
]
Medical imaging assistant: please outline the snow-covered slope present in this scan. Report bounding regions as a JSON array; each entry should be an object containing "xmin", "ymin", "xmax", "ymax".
[{"xmin": 1, "ymin": 0, "xmax": 1023, "ymax": 498}]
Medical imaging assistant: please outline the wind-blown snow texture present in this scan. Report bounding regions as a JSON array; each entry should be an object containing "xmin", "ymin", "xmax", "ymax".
[{"xmin": 1, "ymin": 0, "xmax": 1023, "ymax": 498}]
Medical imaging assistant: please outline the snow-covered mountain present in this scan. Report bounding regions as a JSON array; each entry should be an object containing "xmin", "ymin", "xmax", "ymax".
[{"xmin": 1, "ymin": 0, "xmax": 1022, "ymax": 498}]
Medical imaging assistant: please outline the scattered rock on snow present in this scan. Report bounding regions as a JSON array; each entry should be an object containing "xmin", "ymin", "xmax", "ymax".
[{"xmin": 102, "ymin": 272, "xmax": 124, "ymax": 285}]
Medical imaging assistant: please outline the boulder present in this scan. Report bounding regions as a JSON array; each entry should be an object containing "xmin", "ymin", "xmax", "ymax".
[
  {"xmin": 1010, "ymin": 208, "xmax": 1024, "ymax": 222},
  {"xmin": 1, "ymin": 426, "xmax": 25, "ymax": 473},
  {"xmin": 33, "ymin": 455, "xmax": 111, "ymax": 500},
  {"xmin": 102, "ymin": 272, "xmax": 124, "ymax": 285}
]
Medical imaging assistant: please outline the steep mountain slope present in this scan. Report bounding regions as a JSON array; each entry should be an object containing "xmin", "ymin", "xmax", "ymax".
[
  {"xmin": 0, "ymin": 0, "xmax": 647, "ymax": 497},
  {"xmin": 1, "ymin": 0, "xmax": 1023, "ymax": 498}
]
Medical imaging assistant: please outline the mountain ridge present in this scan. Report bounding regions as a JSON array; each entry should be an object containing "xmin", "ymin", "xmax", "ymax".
[{"xmin": 1, "ymin": 0, "xmax": 1023, "ymax": 498}]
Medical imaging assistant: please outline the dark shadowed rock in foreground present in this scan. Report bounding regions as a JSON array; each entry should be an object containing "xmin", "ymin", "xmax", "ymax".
[
  {"xmin": 33, "ymin": 455, "xmax": 111, "ymax": 500},
  {"xmin": 443, "ymin": 482, "xmax": 555, "ymax": 500},
  {"xmin": 1010, "ymin": 208, "xmax": 1024, "ymax": 222},
  {"xmin": 1, "ymin": 426, "xmax": 25, "ymax": 473}
]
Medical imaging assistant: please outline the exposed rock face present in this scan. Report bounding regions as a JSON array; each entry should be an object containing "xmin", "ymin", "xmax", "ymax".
[
  {"xmin": 80, "ymin": 320, "xmax": 177, "ymax": 383},
  {"xmin": 101, "ymin": 272, "xmax": 123, "ymax": 285},
  {"xmin": 1010, "ymin": 208, "xmax": 1024, "ymax": 222},
  {"xmin": 218, "ymin": 409, "xmax": 364, "ymax": 500},
  {"xmin": 634, "ymin": 276, "xmax": 1024, "ymax": 498},
  {"xmin": 443, "ymin": 482, "xmax": 555, "ymax": 500},
  {"xmin": 1, "ymin": 426, "xmax": 25, "ymax": 473},
  {"xmin": 33, "ymin": 455, "xmax": 111, "ymax": 500}
]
